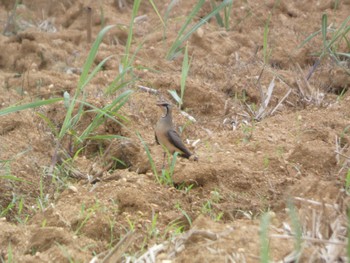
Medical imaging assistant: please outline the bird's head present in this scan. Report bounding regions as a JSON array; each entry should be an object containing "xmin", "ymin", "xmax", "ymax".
[{"xmin": 156, "ymin": 101, "xmax": 172, "ymax": 117}]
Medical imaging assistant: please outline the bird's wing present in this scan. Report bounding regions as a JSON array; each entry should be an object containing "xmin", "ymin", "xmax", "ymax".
[{"xmin": 167, "ymin": 130, "xmax": 192, "ymax": 158}]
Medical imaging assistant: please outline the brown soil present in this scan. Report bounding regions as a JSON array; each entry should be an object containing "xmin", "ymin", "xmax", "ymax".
[{"xmin": 1, "ymin": 0, "xmax": 350, "ymax": 262}]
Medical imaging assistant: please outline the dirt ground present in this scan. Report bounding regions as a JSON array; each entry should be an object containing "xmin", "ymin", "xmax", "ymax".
[{"xmin": 0, "ymin": 0, "xmax": 350, "ymax": 262}]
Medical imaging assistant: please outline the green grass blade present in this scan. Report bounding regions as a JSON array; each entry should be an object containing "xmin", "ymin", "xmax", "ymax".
[
  {"xmin": 86, "ymin": 134, "xmax": 126, "ymax": 140},
  {"xmin": 321, "ymin": 14, "xmax": 328, "ymax": 50},
  {"xmin": 137, "ymin": 132, "xmax": 159, "ymax": 183},
  {"xmin": 81, "ymin": 55, "xmax": 116, "ymax": 89},
  {"xmin": 180, "ymin": 43, "xmax": 190, "ymax": 105},
  {"xmin": 122, "ymin": 0, "xmax": 141, "ymax": 70},
  {"xmin": 287, "ymin": 200, "xmax": 302, "ymax": 257},
  {"xmin": 36, "ymin": 112, "xmax": 58, "ymax": 137},
  {"xmin": 0, "ymin": 175, "xmax": 31, "ymax": 184},
  {"xmin": 169, "ymin": 152, "xmax": 178, "ymax": 177},
  {"xmin": 167, "ymin": 0, "xmax": 233, "ymax": 60},
  {"xmin": 326, "ymin": 16, "xmax": 350, "ymax": 49},
  {"xmin": 164, "ymin": 0, "xmax": 178, "ymax": 25},
  {"xmin": 260, "ymin": 213, "xmax": 270, "ymax": 263},
  {"xmin": 224, "ymin": 2, "xmax": 233, "ymax": 30},
  {"xmin": 78, "ymin": 25, "xmax": 116, "ymax": 89},
  {"xmin": 337, "ymin": 52, "xmax": 350, "ymax": 58},
  {"xmin": 76, "ymin": 90, "xmax": 132, "ymax": 143},
  {"xmin": 166, "ymin": 0, "xmax": 206, "ymax": 59},
  {"xmin": 297, "ymin": 29, "xmax": 321, "ymax": 49},
  {"xmin": 211, "ymin": 0, "xmax": 224, "ymax": 27},
  {"xmin": 0, "ymin": 97, "xmax": 63, "ymax": 117},
  {"xmin": 263, "ymin": 15, "xmax": 270, "ymax": 64},
  {"xmin": 148, "ymin": 0, "xmax": 165, "ymax": 27},
  {"xmin": 168, "ymin": 90, "xmax": 182, "ymax": 105},
  {"xmin": 59, "ymin": 25, "xmax": 117, "ymax": 139}
]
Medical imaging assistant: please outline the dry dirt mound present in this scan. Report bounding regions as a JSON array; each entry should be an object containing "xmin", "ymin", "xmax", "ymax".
[{"xmin": 0, "ymin": 0, "xmax": 350, "ymax": 262}]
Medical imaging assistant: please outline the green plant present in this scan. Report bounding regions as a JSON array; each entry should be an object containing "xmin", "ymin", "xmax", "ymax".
[
  {"xmin": 147, "ymin": 213, "xmax": 159, "ymax": 239},
  {"xmin": 160, "ymin": 152, "xmax": 178, "ymax": 186},
  {"xmin": 0, "ymin": 195, "xmax": 15, "ymax": 218},
  {"xmin": 0, "ymin": 24, "xmax": 132, "ymax": 159},
  {"xmin": 176, "ymin": 183, "xmax": 194, "ymax": 193},
  {"xmin": 241, "ymin": 122, "xmax": 254, "ymax": 143},
  {"xmin": 75, "ymin": 201, "xmax": 100, "ymax": 235},
  {"xmin": 175, "ymin": 202, "xmax": 192, "ymax": 227},
  {"xmin": 210, "ymin": 189, "xmax": 221, "ymax": 203},
  {"xmin": 36, "ymin": 174, "xmax": 48, "ymax": 212},
  {"xmin": 108, "ymin": 217, "xmax": 117, "ymax": 248},
  {"xmin": 163, "ymin": 219, "xmax": 186, "ymax": 240},
  {"xmin": 0, "ymin": 98, "xmax": 63, "ymax": 117},
  {"xmin": 223, "ymin": 1, "xmax": 233, "ymax": 30},
  {"xmin": 337, "ymin": 86, "xmax": 348, "ymax": 101},
  {"xmin": 166, "ymin": 0, "xmax": 233, "ymax": 59},
  {"xmin": 3, "ymin": 243, "xmax": 14, "ymax": 263},
  {"xmin": 120, "ymin": 0, "xmax": 141, "ymax": 75},
  {"xmin": 287, "ymin": 200, "xmax": 303, "ymax": 260},
  {"xmin": 210, "ymin": 0, "xmax": 233, "ymax": 30},
  {"xmin": 126, "ymin": 217, "xmax": 136, "ymax": 232},
  {"xmin": 56, "ymin": 242, "xmax": 74, "ymax": 263},
  {"xmin": 263, "ymin": 15, "xmax": 271, "ymax": 64},
  {"xmin": 137, "ymin": 132, "xmax": 159, "ymax": 183},
  {"xmin": 168, "ymin": 43, "xmax": 191, "ymax": 109},
  {"xmin": 201, "ymin": 190, "xmax": 224, "ymax": 221},
  {"xmin": 201, "ymin": 200, "xmax": 224, "ymax": 221},
  {"xmin": 299, "ymin": 14, "xmax": 350, "ymax": 73},
  {"xmin": 259, "ymin": 212, "xmax": 271, "ymax": 263}
]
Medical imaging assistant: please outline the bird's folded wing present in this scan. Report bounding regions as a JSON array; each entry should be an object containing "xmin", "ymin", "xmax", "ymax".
[{"xmin": 167, "ymin": 130, "xmax": 192, "ymax": 157}]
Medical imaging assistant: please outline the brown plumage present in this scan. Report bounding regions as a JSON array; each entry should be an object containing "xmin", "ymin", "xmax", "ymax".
[{"xmin": 155, "ymin": 101, "xmax": 197, "ymax": 160}]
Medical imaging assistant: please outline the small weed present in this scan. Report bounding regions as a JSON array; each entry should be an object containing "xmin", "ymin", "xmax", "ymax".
[
  {"xmin": 210, "ymin": 189, "xmax": 222, "ymax": 203},
  {"xmin": 163, "ymin": 220, "xmax": 186, "ymax": 240},
  {"xmin": 75, "ymin": 201, "xmax": 100, "ymax": 235},
  {"xmin": 7, "ymin": 242, "xmax": 14, "ymax": 263},
  {"xmin": 263, "ymin": 15, "xmax": 271, "ymax": 65},
  {"xmin": 259, "ymin": 212, "xmax": 271, "ymax": 263},
  {"xmin": 147, "ymin": 213, "xmax": 159, "ymax": 239},
  {"xmin": 36, "ymin": 174, "xmax": 49, "ymax": 212},
  {"xmin": 287, "ymin": 200, "xmax": 303, "ymax": 259},
  {"xmin": 108, "ymin": 217, "xmax": 117, "ymax": 248},
  {"xmin": 137, "ymin": 132, "xmax": 159, "ymax": 183},
  {"xmin": 241, "ymin": 122, "xmax": 254, "ymax": 143},
  {"xmin": 160, "ymin": 152, "xmax": 178, "ymax": 186},
  {"xmin": 299, "ymin": 14, "xmax": 350, "ymax": 74},
  {"xmin": 175, "ymin": 202, "xmax": 192, "ymax": 227},
  {"xmin": 176, "ymin": 183, "xmax": 194, "ymax": 194},
  {"xmin": 201, "ymin": 190, "xmax": 224, "ymax": 221},
  {"xmin": 56, "ymin": 242, "xmax": 74, "ymax": 263},
  {"xmin": 126, "ymin": 217, "xmax": 136, "ymax": 232}
]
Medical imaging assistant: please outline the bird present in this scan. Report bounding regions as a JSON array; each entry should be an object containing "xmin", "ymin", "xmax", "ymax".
[{"xmin": 155, "ymin": 101, "xmax": 198, "ymax": 163}]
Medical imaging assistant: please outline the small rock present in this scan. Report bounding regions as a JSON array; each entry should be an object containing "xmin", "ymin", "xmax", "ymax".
[
  {"xmin": 67, "ymin": 185, "xmax": 78, "ymax": 193},
  {"xmin": 196, "ymin": 27, "xmax": 204, "ymax": 38}
]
